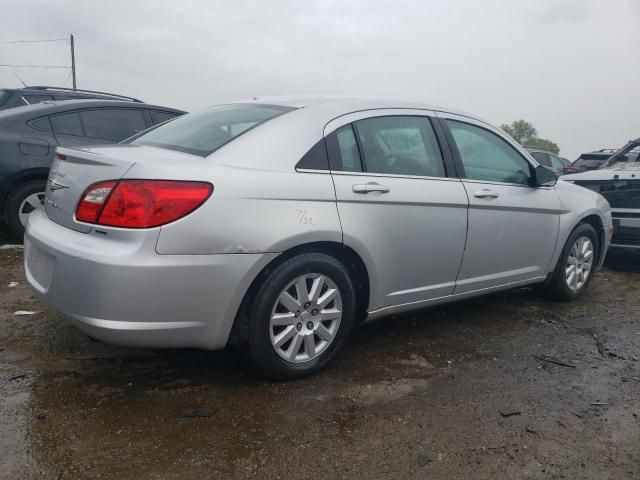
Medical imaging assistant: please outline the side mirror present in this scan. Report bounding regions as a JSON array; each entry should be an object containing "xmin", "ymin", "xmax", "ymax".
[{"xmin": 533, "ymin": 165, "xmax": 558, "ymax": 186}]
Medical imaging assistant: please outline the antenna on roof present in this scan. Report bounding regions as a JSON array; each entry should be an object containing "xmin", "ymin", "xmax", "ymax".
[{"xmin": 12, "ymin": 72, "xmax": 28, "ymax": 87}]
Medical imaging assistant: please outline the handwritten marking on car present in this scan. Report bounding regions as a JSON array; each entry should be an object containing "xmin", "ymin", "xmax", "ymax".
[{"xmin": 296, "ymin": 209, "xmax": 314, "ymax": 225}]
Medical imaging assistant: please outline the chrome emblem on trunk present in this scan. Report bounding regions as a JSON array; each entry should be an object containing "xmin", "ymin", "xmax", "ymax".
[{"xmin": 47, "ymin": 178, "xmax": 69, "ymax": 192}]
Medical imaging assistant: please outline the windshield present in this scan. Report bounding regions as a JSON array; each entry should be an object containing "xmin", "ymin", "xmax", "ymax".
[
  {"xmin": 131, "ymin": 104, "xmax": 294, "ymax": 156},
  {"xmin": 602, "ymin": 140, "xmax": 640, "ymax": 168}
]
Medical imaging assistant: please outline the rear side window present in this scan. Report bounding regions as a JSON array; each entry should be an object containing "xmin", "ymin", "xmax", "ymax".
[
  {"xmin": 326, "ymin": 125, "xmax": 363, "ymax": 172},
  {"xmin": 80, "ymin": 109, "xmax": 147, "ymax": 141},
  {"xmin": 27, "ymin": 116, "xmax": 52, "ymax": 132},
  {"xmin": 51, "ymin": 112, "xmax": 83, "ymax": 136},
  {"xmin": 447, "ymin": 120, "xmax": 531, "ymax": 185},
  {"xmin": 0, "ymin": 90, "xmax": 12, "ymax": 108},
  {"xmin": 353, "ymin": 116, "xmax": 445, "ymax": 177},
  {"xmin": 150, "ymin": 110, "xmax": 181, "ymax": 125},
  {"xmin": 131, "ymin": 104, "xmax": 294, "ymax": 156}
]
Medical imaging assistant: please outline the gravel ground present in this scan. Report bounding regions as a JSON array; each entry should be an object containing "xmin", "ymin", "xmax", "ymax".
[{"xmin": 0, "ymin": 229, "xmax": 639, "ymax": 479}]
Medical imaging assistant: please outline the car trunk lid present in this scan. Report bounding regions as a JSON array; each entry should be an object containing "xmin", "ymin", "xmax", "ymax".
[{"xmin": 45, "ymin": 146, "xmax": 139, "ymax": 233}]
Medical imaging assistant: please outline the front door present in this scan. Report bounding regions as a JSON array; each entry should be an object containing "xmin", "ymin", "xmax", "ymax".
[
  {"xmin": 326, "ymin": 110, "xmax": 469, "ymax": 311},
  {"xmin": 439, "ymin": 113, "xmax": 562, "ymax": 294}
]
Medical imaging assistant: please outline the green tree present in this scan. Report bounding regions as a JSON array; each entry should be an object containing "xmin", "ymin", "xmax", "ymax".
[{"xmin": 499, "ymin": 119, "xmax": 560, "ymax": 154}]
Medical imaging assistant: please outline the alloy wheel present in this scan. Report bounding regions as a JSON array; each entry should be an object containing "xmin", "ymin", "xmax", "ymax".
[
  {"xmin": 18, "ymin": 192, "xmax": 45, "ymax": 227},
  {"xmin": 269, "ymin": 273, "xmax": 342, "ymax": 363},
  {"xmin": 565, "ymin": 236, "xmax": 594, "ymax": 291}
]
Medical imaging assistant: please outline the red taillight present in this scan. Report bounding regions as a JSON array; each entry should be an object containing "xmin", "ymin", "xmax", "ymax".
[
  {"xmin": 564, "ymin": 166, "xmax": 579, "ymax": 172},
  {"xmin": 76, "ymin": 180, "xmax": 213, "ymax": 228},
  {"xmin": 56, "ymin": 153, "xmax": 67, "ymax": 161},
  {"xmin": 76, "ymin": 181, "xmax": 117, "ymax": 223}
]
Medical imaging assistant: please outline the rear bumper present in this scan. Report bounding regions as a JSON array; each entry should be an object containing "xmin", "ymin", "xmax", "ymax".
[{"xmin": 24, "ymin": 209, "xmax": 277, "ymax": 349}]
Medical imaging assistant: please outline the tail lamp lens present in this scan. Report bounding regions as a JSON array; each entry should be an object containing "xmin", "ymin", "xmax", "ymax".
[{"xmin": 76, "ymin": 180, "xmax": 213, "ymax": 228}]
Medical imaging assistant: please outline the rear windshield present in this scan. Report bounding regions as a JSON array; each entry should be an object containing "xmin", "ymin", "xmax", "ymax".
[
  {"xmin": 573, "ymin": 155, "xmax": 608, "ymax": 167},
  {"xmin": 131, "ymin": 104, "xmax": 294, "ymax": 156}
]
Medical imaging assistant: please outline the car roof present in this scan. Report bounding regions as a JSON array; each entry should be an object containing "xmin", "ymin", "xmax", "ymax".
[
  {"xmin": 0, "ymin": 99, "xmax": 185, "ymax": 121},
  {"xmin": 231, "ymin": 95, "xmax": 486, "ymax": 122},
  {"xmin": 524, "ymin": 146, "xmax": 554, "ymax": 154},
  {"xmin": 1, "ymin": 85, "xmax": 142, "ymax": 102}
]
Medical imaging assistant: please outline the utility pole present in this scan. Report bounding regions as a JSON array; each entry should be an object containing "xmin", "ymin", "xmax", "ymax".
[{"xmin": 70, "ymin": 33, "xmax": 76, "ymax": 90}]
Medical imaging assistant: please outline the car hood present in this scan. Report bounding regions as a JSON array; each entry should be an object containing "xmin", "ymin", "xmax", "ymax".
[{"xmin": 562, "ymin": 163, "xmax": 640, "ymax": 182}]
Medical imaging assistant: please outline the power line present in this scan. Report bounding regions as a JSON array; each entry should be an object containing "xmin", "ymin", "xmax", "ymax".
[
  {"xmin": 0, "ymin": 64, "xmax": 70, "ymax": 69},
  {"xmin": 0, "ymin": 38, "xmax": 68, "ymax": 44}
]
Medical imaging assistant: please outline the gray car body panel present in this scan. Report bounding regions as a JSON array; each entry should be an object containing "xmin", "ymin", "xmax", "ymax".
[
  {"xmin": 0, "ymin": 100, "xmax": 185, "ymax": 216},
  {"xmin": 25, "ymin": 96, "xmax": 612, "ymax": 350}
]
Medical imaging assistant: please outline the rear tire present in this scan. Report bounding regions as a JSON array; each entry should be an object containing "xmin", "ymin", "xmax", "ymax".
[
  {"xmin": 544, "ymin": 223, "xmax": 598, "ymax": 301},
  {"xmin": 243, "ymin": 252, "xmax": 356, "ymax": 380},
  {"xmin": 4, "ymin": 180, "xmax": 47, "ymax": 238}
]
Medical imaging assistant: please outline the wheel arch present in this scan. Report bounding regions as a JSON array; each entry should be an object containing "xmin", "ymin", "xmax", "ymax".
[
  {"xmin": 576, "ymin": 213, "xmax": 606, "ymax": 266},
  {"xmin": 0, "ymin": 168, "xmax": 50, "ymax": 214},
  {"xmin": 229, "ymin": 241, "xmax": 371, "ymax": 346}
]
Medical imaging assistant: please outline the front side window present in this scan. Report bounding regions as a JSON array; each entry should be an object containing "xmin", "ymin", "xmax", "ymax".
[
  {"xmin": 131, "ymin": 104, "xmax": 294, "ymax": 156},
  {"xmin": 354, "ymin": 116, "xmax": 445, "ymax": 177},
  {"xmin": 447, "ymin": 120, "xmax": 531, "ymax": 185},
  {"xmin": 80, "ymin": 109, "xmax": 147, "ymax": 141}
]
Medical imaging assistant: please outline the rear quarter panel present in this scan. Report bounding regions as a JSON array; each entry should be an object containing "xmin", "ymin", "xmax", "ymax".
[{"xmin": 154, "ymin": 163, "xmax": 342, "ymax": 254}]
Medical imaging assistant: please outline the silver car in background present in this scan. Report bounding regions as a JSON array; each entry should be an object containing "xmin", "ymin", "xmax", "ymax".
[{"xmin": 24, "ymin": 97, "xmax": 612, "ymax": 379}]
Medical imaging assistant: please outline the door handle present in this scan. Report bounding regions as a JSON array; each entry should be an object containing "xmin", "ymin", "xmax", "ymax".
[
  {"xmin": 352, "ymin": 182, "xmax": 390, "ymax": 194},
  {"xmin": 473, "ymin": 189, "xmax": 499, "ymax": 199}
]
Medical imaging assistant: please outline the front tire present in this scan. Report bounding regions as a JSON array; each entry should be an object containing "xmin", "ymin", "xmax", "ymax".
[
  {"xmin": 244, "ymin": 252, "xmax": 356, "ymax": 380},
  {"xmin": 4, "ymin": 180, "xmax": 47, "ymax": 238},
  {"xmin": 544, "ymin": 223, "xmax": 598, "ymax": 301}
]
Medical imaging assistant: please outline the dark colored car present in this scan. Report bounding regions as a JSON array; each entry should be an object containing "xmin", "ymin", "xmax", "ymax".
[
  {"xmin": 566, "ymin": 149, "xmax": 617, "ymax": 174},
  {"xmin": 524, "ymin": 146, "xmax": 569, "ymax": 175},
  {"xmin": 0, "ymin": 86, "xmax": 142, "ymax": 111},
  {"xmin": 563, "ymin": 138, "xmax": 640, "ymax": 250},
  {"xmin": 0, "ymin": 100, "xmax": 185, "ymax": 237}
]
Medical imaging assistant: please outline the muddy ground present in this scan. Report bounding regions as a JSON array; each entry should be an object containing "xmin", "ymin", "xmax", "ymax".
[{"xmin": 0, "ymin": 236, "xmax": 639, "ymax": 479}]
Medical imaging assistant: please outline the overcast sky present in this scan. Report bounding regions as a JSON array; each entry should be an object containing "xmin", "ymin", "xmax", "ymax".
[{"xmin": 1, "ymin": 0, "xmax": 638, "ymax": 160}]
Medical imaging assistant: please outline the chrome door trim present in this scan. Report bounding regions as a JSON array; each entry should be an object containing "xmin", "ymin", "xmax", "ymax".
[
  {"xmin": 365, "ymin": 275, "xmax": 547, "ymax": 321},
  {"xmin": 323, "ymin": 108, "xmax": 439, "ymax": 137},
  {"xmin": 435, "ymin": 110, "xmax": 542, "ymax": 170},
  {"xmin": 296, "ymin": 168, "xmax": 464, "ymax": 183}
]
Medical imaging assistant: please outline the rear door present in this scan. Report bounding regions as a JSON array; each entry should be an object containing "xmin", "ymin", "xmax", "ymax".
[
  {"xmin": 326, "ymin": 110, "xmax": 469, "ymax": 312},
  {"xmin": 439, "ymin": 113, "xmax": 561, "ymax": 293}
]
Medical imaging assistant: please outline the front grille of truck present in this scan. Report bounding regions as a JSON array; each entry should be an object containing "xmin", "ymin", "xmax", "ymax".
[{"xmin": 573, "ymin": 179, "xmax": 640, "ymax": 209}]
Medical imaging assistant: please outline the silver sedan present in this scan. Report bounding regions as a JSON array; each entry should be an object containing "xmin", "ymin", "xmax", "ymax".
[{"xmin": 24, "ymin": 97, "xmax": 612, "ymax": 379}]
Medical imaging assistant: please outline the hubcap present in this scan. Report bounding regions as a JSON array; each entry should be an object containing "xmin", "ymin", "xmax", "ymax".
[
  {"xmin": 269, "ymin": 273, "xmax": 342, "ymax": 363},
  {"xmin": 18, "ymin": 192, "xmax": 46, "ymax": 227},
  {"xmin": 565, "ymin": 236, "xmax": 594, "ymax": 291}
]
